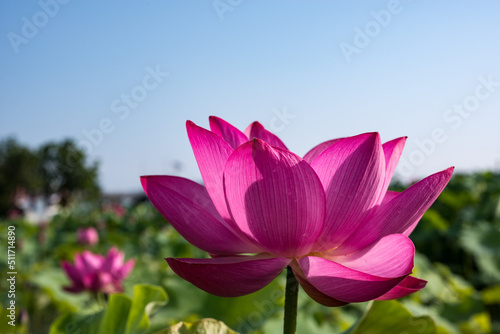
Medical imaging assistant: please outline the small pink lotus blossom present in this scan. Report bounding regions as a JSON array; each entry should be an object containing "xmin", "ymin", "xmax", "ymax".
[
  {"xmin": 61, "ymin": 247, "xmax": 135, "ymax": 294},
  {"xmin": 112, "ymin": 204, "xmax": 126, "ymax": 217},
  {"xmin": 141, "ymin": 116, "xmax": 453, "ymax": 306},
  {"xmin": 77, "ymin": 227, "xmax": 99, "ymax": 246},
  {"xmin": 103, "ymin": 203, "xmax": 126, "ymax": 217}
]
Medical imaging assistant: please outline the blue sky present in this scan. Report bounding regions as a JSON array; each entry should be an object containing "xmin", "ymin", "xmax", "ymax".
[{"xmin": 1, "ymin": 1, "xmax": 500, "ymax": 192}]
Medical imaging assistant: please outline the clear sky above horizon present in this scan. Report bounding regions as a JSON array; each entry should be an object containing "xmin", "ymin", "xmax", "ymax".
[{"xmin": 2, "ymin": 1, "xmax": 500, "ymax": 193}]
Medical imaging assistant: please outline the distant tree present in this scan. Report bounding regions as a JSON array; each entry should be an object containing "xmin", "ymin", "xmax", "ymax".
[
  {"xmin": 0, "ymin": 137, "xmax": 42, "ymax": 215},
  {"xmin": 0, "ymin": 138, "xmax": 100, "ymax": 216},
  {"xmin": 37, "ymin": 139, "xmax": 100, "ymax": 206}
]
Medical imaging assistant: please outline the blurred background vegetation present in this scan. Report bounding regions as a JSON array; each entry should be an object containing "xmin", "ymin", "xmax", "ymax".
[
  {"xmin": 0, "ymin": 137, "xmax": 99, "ymax": 217},
  {"xmin": 0, "ymin": 137, "xmax": 499, "ymax": 333}
]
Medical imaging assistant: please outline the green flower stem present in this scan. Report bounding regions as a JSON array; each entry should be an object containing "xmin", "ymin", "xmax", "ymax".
[{"xmin": 283, "ymin": 265, "xmax": 299, "ymax": 334}]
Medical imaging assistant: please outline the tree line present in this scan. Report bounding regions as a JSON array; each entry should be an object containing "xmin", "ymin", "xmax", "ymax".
[{"xmin": 0, "ymin": 137, "xmax": 100, "ymax": 217}]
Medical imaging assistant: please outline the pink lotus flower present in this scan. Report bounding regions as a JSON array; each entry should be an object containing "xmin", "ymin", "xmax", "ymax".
[
  {"xmin": 62, "ymin": 247, "xmax": 135, "ymax": 294},
  {"xmin": 77, "ymin": 227, "xmax": 99, "ymax": 246},
  {"xmin": 141, "ymin": 116, "xmax": 453, "ymax": 306}
]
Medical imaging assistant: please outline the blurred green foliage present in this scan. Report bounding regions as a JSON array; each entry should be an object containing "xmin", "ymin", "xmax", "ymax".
[
  {"xmin": 0, "ymin": 171, "xmax": 499, "ymax": 333},
  {"xmin": 0, "ymin": 137, "xmax": 42, "ymax": 215},
  {"xmin": 49, "ymin": 284, "xmax": 168, "ymax": 334},
  {"xmin": 0, "ymin": 137, "xmax": 99, "ymax": 216}
]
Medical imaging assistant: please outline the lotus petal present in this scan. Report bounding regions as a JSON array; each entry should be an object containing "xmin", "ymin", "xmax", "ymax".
[
  {"xmin": 303, "ymin": 138, "xmax": 342, "ymax": 164},
  {"xmin": 142, "ymin": 175, "xmax": 260, "ymax": 255},
  {"xmin": 61, "ymin": 261, "xmax": 83, "ymax": 285},
  {"xmin": 224, "ymin": 139, "xmax": 325, "ymax": 257},
  {"xmin": 209, "ymin": 116, "xmax": 249, "ymax": 149},
  {"xmin": 381, "ymin": 137, "xmax": 406, "ymax": 194},
  {"xmin": 375, "ymin": 276, "xmax": 427, "ymax": 300},
  {"xmin": 166, "ymin": 255, "xmax": 290, "ymax": 297},
  {"xmin": 328, "ymin": 234, "xmax": 414, "ymax": 277},
  {"xmin": 338, "ymin": 167, "xmax": 454, "ymax": 254},
  {"xmin": 290, "ymin": 260, "xmax": 347, "ymax": 307},
  {"xmin": 77, "ymin": 252, "xmax": 103, "ymax": 274},
  {"xmin": 244, "ymin": 121, "xmax": 288, "ymax": 149},
  {"xmin": 298, "ymin": 256, "xmax": 406, "ymax": 303},
  {"xmin": 310, "ymin": 133, "xmax": 385, "ymax": 251},
  {"xmin": 101, "ymin": 247, "xmax": 124, "ymax": 273},
  {"xmin": 186, "ymin": 121, "xmax": 234, "ymax": 221}
]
